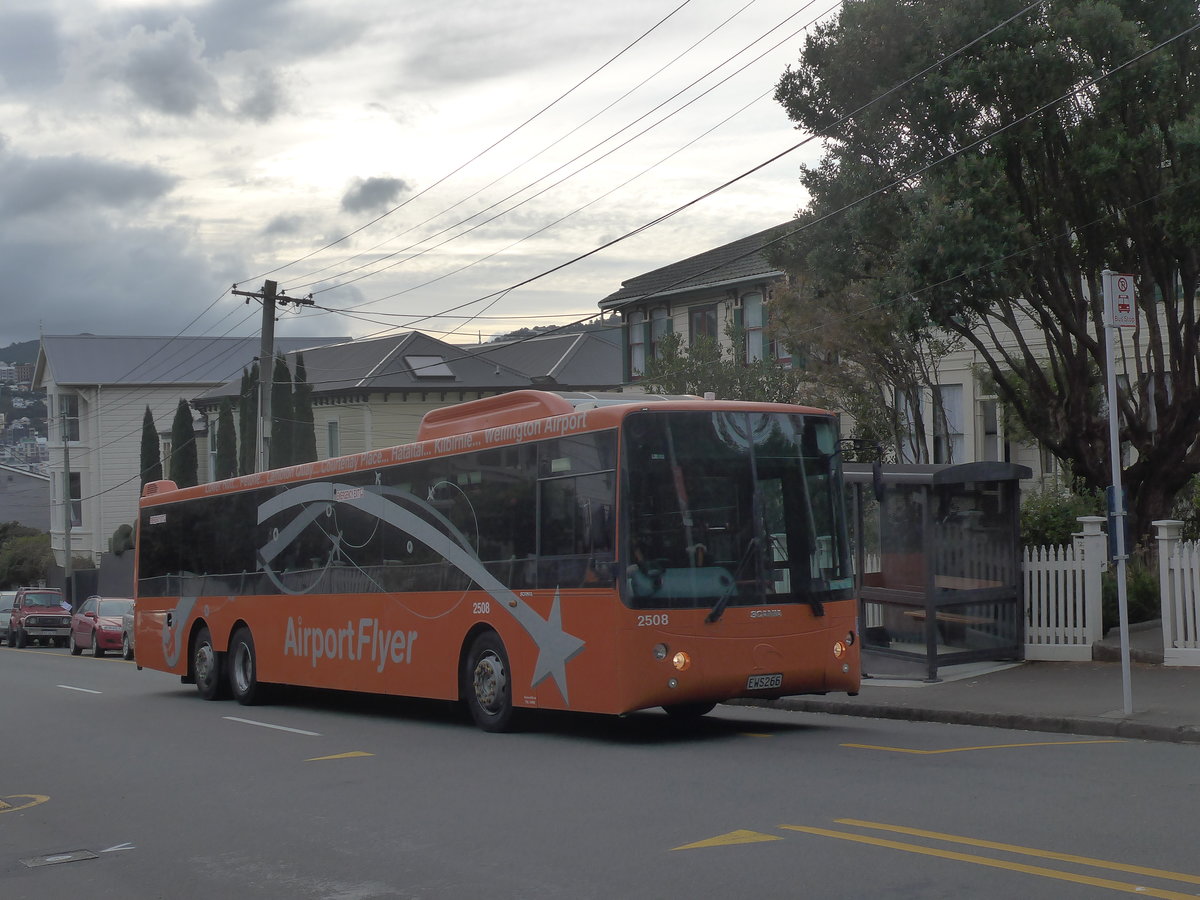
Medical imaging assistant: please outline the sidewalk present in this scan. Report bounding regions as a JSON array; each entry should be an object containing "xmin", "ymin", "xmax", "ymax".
[{"xmin": 743, "ymin": 621, "xmax": 1200, "ymax": 744}]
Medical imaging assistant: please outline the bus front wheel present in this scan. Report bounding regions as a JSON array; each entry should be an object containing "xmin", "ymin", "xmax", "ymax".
[
  {"xmin": 662, "ymin": 701, "xmax": 716, "ymax": 719},
  {"xmin": 229, "ymin": 626, "xmax": 267, "ymax": 706},
  {"xmin": 192, "ymin": 626, "xmax": 227, "ymax": 700},
  {"xmin": 463, "ymin": 632, "xmax": 515, "ymax": 733}
]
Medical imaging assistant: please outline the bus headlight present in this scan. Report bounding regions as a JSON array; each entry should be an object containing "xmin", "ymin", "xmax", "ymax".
[
  {"xmin": 653, "ymin": 643, "xmax": 668, "ymax": 661},
  {"xmin": 672, "ymin": 651, "xmax": 691, "ymax": 671}
]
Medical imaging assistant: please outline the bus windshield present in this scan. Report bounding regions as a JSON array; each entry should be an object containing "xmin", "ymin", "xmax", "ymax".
[{"xmin": 620, "ymin": 410, "xmax": 853, "ymax": 613}]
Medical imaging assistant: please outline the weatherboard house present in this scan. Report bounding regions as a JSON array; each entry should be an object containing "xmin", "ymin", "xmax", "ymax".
[
  {"xmin": 34, "ymin": 333, "xmax": 348, "ymax": 597},
  {"xmin": 191, "ymin": 326, "xmax": 625, "ymax": 460}
]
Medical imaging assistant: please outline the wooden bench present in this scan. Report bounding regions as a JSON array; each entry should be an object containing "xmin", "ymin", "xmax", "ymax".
[{"xmin": 903, "ymin": 610, "xmax": 995, "ymax": 626}]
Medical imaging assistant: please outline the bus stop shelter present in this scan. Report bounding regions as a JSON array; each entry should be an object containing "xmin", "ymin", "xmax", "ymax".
[{"xmin": 844, "ymin": 462, "xmax": 1031, "ymax": 681}]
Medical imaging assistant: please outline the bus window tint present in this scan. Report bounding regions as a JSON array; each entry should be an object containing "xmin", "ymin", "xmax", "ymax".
[
  {"xmin": 620, "ymin": 411, "xmax": 852, "ymax": 610},
  {"xmin": 537, "ymin": 434, "xmax": 617, "ymax": 588}
]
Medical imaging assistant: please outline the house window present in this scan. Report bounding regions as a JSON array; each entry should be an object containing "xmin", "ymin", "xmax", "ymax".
[
  {"xmin": 628, "ymin": 311, "xmax": 646, "ymax": 377},
  {"xmin": 933, "ymin": 384, "xmax": 965, "ymax": 464},
  {"xmin": 404, "ymin": 355, "xmax": 454, "ymax": 378},
  {"xmin": 64, "ymin": 471, "xmax": 81, "ymax": 526},
  {"xmin": 979, "ymin": 399, "xmax": 1008, "ymax": 462},
  {"xmin": 327, "ymin": 420, "xmax": 341, "ymax": 458},
  {"xmin": 59, "ymin": 393, "xmax": 80, "ymax": 442},
  {"xmin": 649, "ymin": 308, "xmax": 671, "ymax": 360},
  {"xmin": 688, "ymin": 304, "xmax": 717, "ymax": 344},
  {"xmin": 743, "ymin": 293, "xmax": 765, "ymax": 362}
]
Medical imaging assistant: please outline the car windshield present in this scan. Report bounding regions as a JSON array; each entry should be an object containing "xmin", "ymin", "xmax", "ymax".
[
  {"xmin": 98, "ymin": 599, "xmax": 133, "ymax": 617},
  {"xmin": 25, "ymin": 592, "xmax": 63, "ymax": 607}
]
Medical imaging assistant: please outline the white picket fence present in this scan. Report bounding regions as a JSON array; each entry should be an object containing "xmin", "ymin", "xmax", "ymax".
[
  {"xmin": 1156, "ymin": 521, "xmax": 1200, "ymax": 666},
  {"xmin": 1019, "ymin": 517, "xmax": 1200, "ymax": 666}
]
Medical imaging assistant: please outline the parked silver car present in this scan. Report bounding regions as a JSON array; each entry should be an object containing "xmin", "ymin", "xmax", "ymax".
[
  {"xmin": 121, "ymin": 598, "xmax": 136, "ymax": 660},
  {"xmin": 0, "ymin": 591, "xmax": 17, "ymax": 645}
]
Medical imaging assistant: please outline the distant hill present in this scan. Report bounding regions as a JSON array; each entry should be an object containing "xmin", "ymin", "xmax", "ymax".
[
  {"xmin": 0, "ymin": 340, "xmax": 39, "ymax": 365},
  {"xmin": 489, "ymin": 316, "xmax": 620, "ymax": 343}
]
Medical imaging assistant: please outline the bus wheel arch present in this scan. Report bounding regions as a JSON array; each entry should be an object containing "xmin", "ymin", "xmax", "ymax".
[
  {"xmin": 228, "ymin": 623, "xmax": 268, "ymax": 706},
  {"xmin": 460, "ymin": 627, "xmax": 516, "ymax": 733},
  {"xmin": 190, "ymin": 622, "xmax": 228, "ymax": 701}
]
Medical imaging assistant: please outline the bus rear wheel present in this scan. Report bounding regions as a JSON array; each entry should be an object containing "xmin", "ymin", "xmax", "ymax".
[
  {"xmin": 228, "ymin": 626, "xmax": 267, "ymax": 706},
  {"xmin": 463, "ymin": 631, "xmax": 515, "ymax": 733},
  {"xmin": 192, "ymin": 625, "xmax": 227, "ymax": 700}
]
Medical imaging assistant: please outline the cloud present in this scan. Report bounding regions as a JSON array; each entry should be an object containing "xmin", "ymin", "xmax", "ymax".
[
  {"xmin": 0, "ymin": 153, "xmax": 176, "ymax": 218},
  {"xmin": 234, "ymin": 65, "xmax": 287, "ymax": 122},
  {"xmin": 340, "ymin": 176, "xmax": 411, "ymax": 214},
  {"xmin": 0, "ymin": 10, "xmax": 62, "ymax": 91},
  {"xmin": 114, "ymin": 19, "xmax": 221, "ymax": 117},
  {"xmin": 263, "ymin": 214, "xmax": 306, "ymax": 236}
]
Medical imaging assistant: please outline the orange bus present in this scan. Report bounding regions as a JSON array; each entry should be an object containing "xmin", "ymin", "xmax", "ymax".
[{"xmin": 134, "ymin": 390, "xmax": 860, "ymax": 731}]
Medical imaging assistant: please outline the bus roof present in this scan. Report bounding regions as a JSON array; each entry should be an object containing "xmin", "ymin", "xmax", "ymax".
[
  {"xmin": 140, "ymin": 390, "xmax": 834, "ymax": 504},
  {"xmin": 415, "ymin": 390, "xmax": 701, "ymax": 442}
]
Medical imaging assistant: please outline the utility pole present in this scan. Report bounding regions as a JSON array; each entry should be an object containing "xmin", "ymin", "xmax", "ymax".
[{"xmin": 231, "ymin": 280, "xmax": 314, "ymax": 472}]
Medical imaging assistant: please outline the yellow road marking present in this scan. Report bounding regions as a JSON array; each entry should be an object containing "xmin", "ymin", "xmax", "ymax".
[
  {"xmin": 835, "ymin": 819, "xmax": 1200, "ymax": 886},
  {"xmin": 740, "ymin": 732, "xmax": 774, "ymax": 738},
  {"xmin": 673, "ymin": 830, "xmax": 783, "ymax": 850},
  {"xmin": 842, "ymin": 739, "xmax": 1124, "ymax": 754},
  {"xmin": 781, "ymin": 824, "xmax": 1196, "ymax": 899},
  {"xmin": 0, "ymin": 795, "xmax": 50, "ymax": 814},
  {"xmin": 306, "ymin": 751, "xmax": 374, "ymax": 761}
]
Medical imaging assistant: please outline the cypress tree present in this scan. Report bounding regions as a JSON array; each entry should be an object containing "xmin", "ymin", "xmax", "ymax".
[
  {"xmin": 292, "ymin": 353, "xmax": 317, "ymax": 464},
  {"xmin": 215, "ymin": 398, "xmax": 237, "ymax": 480},
  {"xmin": 269, "ymin": 353, "xmax": 294, "ymax": 469},
  {"xmin": 238, "ymin": 363, "xmax": 258, "ymax": 475},
  {"xmin": 168, "ymin": 399, "xmax": 198, "ymax": 488},
  {"xmin": 139, "ymin": 406, "xmax": 162, "ymax": 488}
]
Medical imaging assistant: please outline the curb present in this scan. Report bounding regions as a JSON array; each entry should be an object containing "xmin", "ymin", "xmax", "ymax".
[{"xmin": 729, "ymin": 697, "xmax": 1200, "ymax": 745}]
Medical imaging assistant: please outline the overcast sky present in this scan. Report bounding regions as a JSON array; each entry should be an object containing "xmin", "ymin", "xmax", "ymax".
[{"xmin": 0, "ymin": 0, "xmax": 832, "ymax": 349}]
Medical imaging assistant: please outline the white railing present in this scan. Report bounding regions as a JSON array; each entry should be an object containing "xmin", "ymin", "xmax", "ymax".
[
  {"xmin": 1022, "ymin": 517, "xmax": 1105, "ymax": 660},
  {"xmin": 1155, "ymin": 520, "xmax": 1200, "ymax": 667}
]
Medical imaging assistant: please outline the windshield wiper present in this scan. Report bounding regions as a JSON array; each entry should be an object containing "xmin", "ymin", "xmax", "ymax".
[{"xmin": 706, "ymin": 536, "xmax": 758, "ymax": 624}]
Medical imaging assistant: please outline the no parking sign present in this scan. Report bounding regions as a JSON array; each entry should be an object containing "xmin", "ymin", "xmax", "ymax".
[{"xmin": 1104, "ymin": 272, "xmax": 1137, "ymax": 328}]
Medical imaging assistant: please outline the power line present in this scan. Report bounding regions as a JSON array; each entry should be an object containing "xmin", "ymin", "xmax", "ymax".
[{"xmin": 240, "ymin": 0, "xmax": 699, "ymax": 286}]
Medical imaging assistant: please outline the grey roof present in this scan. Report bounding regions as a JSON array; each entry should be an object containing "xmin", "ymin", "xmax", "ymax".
[
  {"xmin": 35, "ymin": 334, "xmax": 349, "ymax": 388},
  {"xmin": 195, "ymin": 328, "xmax": 622, "ymax": 403},
  {"xmin": 465, "ymin": 328, "xmax": 623, "ymax": 387},
  {"xmin": 598, "ymin": 223, "xmax": 790, "ymax": 309}
]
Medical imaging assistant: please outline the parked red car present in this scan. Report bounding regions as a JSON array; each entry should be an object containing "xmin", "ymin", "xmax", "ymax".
[
  {"xmin": 70, "ymin": 596, "xmax": 134, "ymax": 658},
  {"xmin": 8, "ymin": 587, "xmax": 70, "ymax": 648}
]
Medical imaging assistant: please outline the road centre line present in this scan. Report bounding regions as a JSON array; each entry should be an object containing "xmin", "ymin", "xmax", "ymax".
[
  {"xmin": 842, "ymin": 739, "xmax": 1125, "ymax": 754},
  {"xmin": 57, "ymin": 685, "xmax": 102, "ymax": 694},
  {"xmin": 834, "ymin": 819, "xmax": 1200, "ymax": 886},
  {"xmin": 781, "ymin": 824, "xmax": 1196, "ymax": 899},
  {"xmin": 223, "ymin": 716, "xmax": 321, "ymax": 736}
]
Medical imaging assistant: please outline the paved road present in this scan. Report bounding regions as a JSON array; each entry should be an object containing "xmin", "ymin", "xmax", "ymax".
[{"xmin": 4, "ymin": 644, "xmax": 1199, "ymax": 899}]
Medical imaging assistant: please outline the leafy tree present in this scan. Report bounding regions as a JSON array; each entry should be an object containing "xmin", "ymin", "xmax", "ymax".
[
  {"xmin": 0, "ymin": 531, "xmax": 52, "ymax": 588},
  {"xmin": 168, "ymin": 399, "xmax": 198, "ymax": 488},
  {"xmin": 773, "ymin": 0, "xmax": 1200, "ymax": 538},
  {"xmin": 639, "ymin": 328, "xmax": 806, "ymax": 403},
  {"xmin": 770, "ymin": 270, "xmax": 962, "ymax": 462},
  {"xmin": 292, "ymin": 353, "xmax": 317, "ymax": 465},
  {"xmin": 215, "ymin": 398, "xmax": 237, "ymax": 481},
  {"xmin": 139, "ymin": 406, "xmax": 162, "ymax": 488},
  {"xmin": 269, "ymin": 353, "xmax": 294, "ymax": 469},
  {"xmin": 238, "ymin": 363, "xmax": 258, "ymax": 476}
]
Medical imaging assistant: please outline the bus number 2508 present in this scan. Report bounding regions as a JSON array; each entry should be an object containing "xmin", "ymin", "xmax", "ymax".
[{"xmin": 637, "ymin": 614, "xmax": 669, "ymax": 627}]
